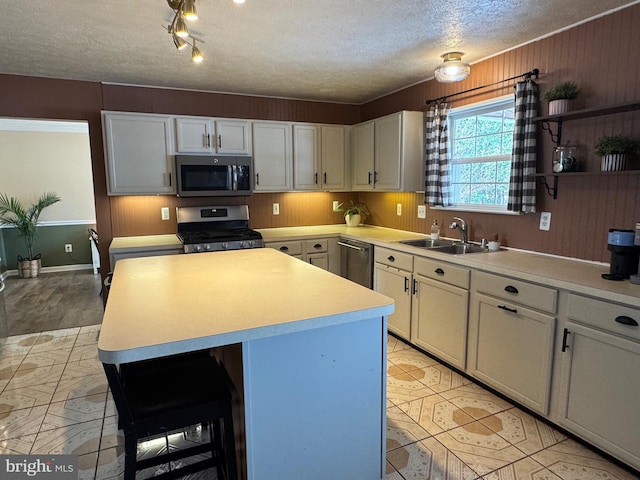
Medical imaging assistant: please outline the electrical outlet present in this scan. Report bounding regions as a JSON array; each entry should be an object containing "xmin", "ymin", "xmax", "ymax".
[
  {"xmin": 332, "ymin": 201, "xmax": 340, "ymax": 212},
  {"xmin": 161, "ymin": 207, "xmax": 170, "ymax": 220},
  {"xmin": 65, "ymin": 244, "xmax": 73, "ymax": 253},
  {"xmin": 273, "ymin": 203, "xmax": 280, "ymax": 215},
  {"xmin": 539, "ymin": 212, "xmax": 551, "ymax": 231},
  {"xmin": 396, "ymin": 203, "xmax": 402, "ymax": 216},
  {"xmin": 417, "ymin": 205, "xmax": 426, "ymax": 219}
]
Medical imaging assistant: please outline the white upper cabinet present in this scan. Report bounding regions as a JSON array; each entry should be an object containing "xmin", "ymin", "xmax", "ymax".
[
  {"xmin": 252, "ymin": 121, "xmax": 293, "ymax": 192},
  {"xmin": 175, "ymin": 116, "xmax": 251, "ymax": 155},
  {"xmin": 293, "ymin": 124, "xmax": 348, "ymax": 191},
  {"xmin": 351, "ymin": 111, "xmax": 424, "ymax": 191},
  {"xmin": 102, "ymin": 112, "xmax": 175, "ymax": 195}
]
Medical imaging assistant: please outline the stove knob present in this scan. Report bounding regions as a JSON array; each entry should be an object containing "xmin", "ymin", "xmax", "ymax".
[
  {"xmin": 204, "ymin": 244, "xmax": 212, "ymax": 251},
  {"xmin": 222, "ymin": 242, "xmax": 230, "ymax": 250},
  {"xmin": 241, "ymin": 241, "xmax": 249, "ymax": 248},
  {"xmin": 194, "ymin": 245, "xmax": 203, "ymax": 252}
]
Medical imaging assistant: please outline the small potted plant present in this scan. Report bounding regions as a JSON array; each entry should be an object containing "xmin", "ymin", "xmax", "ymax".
[
  {"xmin": 595, "ymin": 135, "xmax": 639, "ymax": 171},
  {"xmin": 336, "ymin": 201, "xmax": 369, "ymax": 227},
  {"xmin": 0, "ymin": 192, "xmax": 61, "ymax": 278},
  {"xmin": 544, "ymin": 81, "xmax": 580, "ymax": 115}
]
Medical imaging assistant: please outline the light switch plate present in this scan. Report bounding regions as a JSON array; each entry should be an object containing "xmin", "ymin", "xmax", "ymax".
[
  {"xmin": 417, "ymin": 205, "xmax": 426, "ymax": 219},
  {"xmin": 539, "ymin": 211, "xmax": 551, "ymax": 231}
]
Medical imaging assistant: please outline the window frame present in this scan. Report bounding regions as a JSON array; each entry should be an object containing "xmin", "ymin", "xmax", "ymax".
[{"xmin": 436, "ymin": 95, "xmax": 519, "ymax": 215}]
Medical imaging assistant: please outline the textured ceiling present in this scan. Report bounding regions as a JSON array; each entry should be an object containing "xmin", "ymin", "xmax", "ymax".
[{"xmin": 0, "ymin": 0, "xmax": 636, "ymax": 104}]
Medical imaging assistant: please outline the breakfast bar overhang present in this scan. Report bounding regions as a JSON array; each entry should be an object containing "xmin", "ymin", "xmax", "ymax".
[{"xmin": 98, "ymin": 248, "xmax": 394, "ymax": 480}]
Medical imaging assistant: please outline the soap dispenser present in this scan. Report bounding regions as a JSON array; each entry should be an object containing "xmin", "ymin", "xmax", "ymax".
[{"xmin": 430, "ymin": 219, "xmax": 440, "ymax": 240}]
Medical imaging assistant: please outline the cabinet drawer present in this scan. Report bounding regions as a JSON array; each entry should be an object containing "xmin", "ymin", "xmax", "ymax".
[
  {"xmin": 414, "ymin": 256, "xmax": 469, "ymax": 289},
  {"xmin": 266, "ymin": 241, "xmax": 303, "ymax": 256},
  {"xmin": 472, "ymin": 271, "xmax": 557, "ymax": 314},
  {"xmin": 567, "ymin": 294, "xmax": 640, "ymax": 341},
  {"xmin": 375, "ymin": 247, "xmax": 413, "ymax": 271},
  {"xmin": 305, "ymin": 239, "xmax": 328, "ymax": 254}
]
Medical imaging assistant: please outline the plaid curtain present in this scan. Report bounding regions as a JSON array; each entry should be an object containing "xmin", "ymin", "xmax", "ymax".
[
  {"xmin": 424, "ymin": 102, "xmax": 451, "ymax": 207},
  {"xmin": 507, "ymin": 79, "xmax": 538, "ymax": 213}
]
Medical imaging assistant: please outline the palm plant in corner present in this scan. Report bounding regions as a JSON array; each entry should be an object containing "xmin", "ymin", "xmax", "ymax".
[{"xmin": 0, "ymin": 192, "xmax": 61, "ymax": 278}]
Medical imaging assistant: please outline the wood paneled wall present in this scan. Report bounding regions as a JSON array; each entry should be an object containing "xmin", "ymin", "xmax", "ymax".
[
  {"xmin": 1, "ymin": 4, "xmax": 639, "ymax": 267},
  {"xmin": 361, "ymin": 5, "xmax": 640, "ymax": 262}
]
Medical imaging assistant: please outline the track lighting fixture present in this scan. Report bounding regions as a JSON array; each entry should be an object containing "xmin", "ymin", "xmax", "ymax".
[{"xmin": 166, "ymin": 0, "xmax": 204, "ymax": 63}]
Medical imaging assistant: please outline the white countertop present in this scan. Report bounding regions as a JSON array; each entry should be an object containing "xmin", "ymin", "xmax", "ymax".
[
  {"xmin": 108, "ymin": 225, "xmax": 640, "ymax": 308},
  {"xmin": 98, "ymin": 248, "xmax": 394, "ymax": 364}
]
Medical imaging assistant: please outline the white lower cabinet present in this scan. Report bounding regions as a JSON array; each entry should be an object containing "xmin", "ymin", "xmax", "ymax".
[
  {"xmin": 556, "ymin": 294, "xmax": 640, "ymax": 469},
  {"xmin": 468, "ymin": 271, "xmax": 557, "ymax": 414},
  {"xmin": 411, "ymin": 257, "xmax": 469, "ymax": 370},
  {"xmin": 265, "ymin": 238, "xmax": 339, "ymax": 275},
  {"xmin": 374, "ymin": 248, "xmax": 413, "ymax": 341}
]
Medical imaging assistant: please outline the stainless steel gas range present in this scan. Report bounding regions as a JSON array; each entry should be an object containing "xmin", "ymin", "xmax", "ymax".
[{"xmin": 176, "ymin": 205, "xmax": 263, "ymax": 254}]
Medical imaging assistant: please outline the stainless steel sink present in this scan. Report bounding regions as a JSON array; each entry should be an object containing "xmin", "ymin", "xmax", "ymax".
[
  {"xmin": 399, "ymin": 238, "xmax": 455, "ymax": 248},
  {"xmin": 398, "ymin": 238, "xmax": 499, "ymax": 254},
  {"xmin": 429, "ymin": 243, "xmax": 489, "ymax": 255}
]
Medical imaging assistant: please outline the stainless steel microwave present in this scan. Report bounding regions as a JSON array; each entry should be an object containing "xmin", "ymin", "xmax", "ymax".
[{"xmin": 175, "ymin": 155, "xmax": 253, "ymax": 197}]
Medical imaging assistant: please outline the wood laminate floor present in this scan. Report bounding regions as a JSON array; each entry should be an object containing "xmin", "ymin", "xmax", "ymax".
[{"xmin": 2, "ymin": 271, "xmax": 103, "ymax": 336}]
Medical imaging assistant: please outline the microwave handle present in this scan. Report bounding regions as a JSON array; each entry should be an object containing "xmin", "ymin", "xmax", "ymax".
[{"xmin": 231, "ymin": 165, "xmax": 237, "ymax": 191}]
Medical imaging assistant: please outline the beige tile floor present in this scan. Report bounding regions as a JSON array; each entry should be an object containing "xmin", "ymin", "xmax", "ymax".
[{"xmin": 0, "ymin": 326, "xmax": 638, "ymax": 480}]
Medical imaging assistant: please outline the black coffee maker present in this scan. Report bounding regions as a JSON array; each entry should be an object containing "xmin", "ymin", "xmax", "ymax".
[{"xmin": 602, "ymin": 228, "xmax": 640, "ymax": 281}]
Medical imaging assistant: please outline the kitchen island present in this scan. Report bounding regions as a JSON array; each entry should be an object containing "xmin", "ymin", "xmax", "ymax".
[{"xmin": 98, "ymin": 248, "xmax": 394, "ymax": 480}]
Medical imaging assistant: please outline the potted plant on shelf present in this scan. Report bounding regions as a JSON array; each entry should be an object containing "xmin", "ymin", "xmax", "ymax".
[
  {"xmin": 336, "ymin": 201, "xmax": 369, "ymax": 227},
  {"xmin": 544, "ymin": 81, "xmax": 580, "ymax": 115},
  {"xmin": 0, "ymin": 192, "xmax": 61, "ymax": 278},
  {"xmin": 594, "ymin": 135, "xmax": 639, "ymax": 172}
]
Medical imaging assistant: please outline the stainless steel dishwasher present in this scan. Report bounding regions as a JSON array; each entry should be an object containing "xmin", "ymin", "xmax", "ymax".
[{"xmin": 338, "ymin": 239, "xmax": 373, "ymax": 288}]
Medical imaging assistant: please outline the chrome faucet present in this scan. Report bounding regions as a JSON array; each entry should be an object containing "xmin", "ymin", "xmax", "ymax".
[{"xmin": 449, "ymin": 217, "xmax": 468, "ymax": 244}]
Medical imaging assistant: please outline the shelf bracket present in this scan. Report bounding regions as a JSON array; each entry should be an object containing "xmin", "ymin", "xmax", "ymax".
[
  {"xmin": 540, "ymin": 120, "xmax": 562, "ymax": 145},
  {"xmin": 538, "ymin": 175, "xmax": 558, "ymax": 199}
]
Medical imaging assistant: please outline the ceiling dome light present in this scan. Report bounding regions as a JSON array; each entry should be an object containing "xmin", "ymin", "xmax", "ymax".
[
  {"xmin": 233, "ymin": 0, "xmax": 246, "ymax": 3},
  {"xmin": 192, "ymin": 41, "xmax": 204, "ymax": 63},
  {"xmin": 434, "ymin": 52, "xmax": 470, "ymax": 83},
  {"xmin": 182, "ymin": 0, "xmax": 198, "ymax": 21}
]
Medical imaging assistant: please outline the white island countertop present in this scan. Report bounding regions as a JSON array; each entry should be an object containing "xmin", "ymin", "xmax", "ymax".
[{"xmin": 98, "ymin": 248, "xmax": 394, "ymax": 364}]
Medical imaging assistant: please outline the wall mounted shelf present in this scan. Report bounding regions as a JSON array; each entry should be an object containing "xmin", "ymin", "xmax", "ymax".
[{"xmin": 534, "ymin": 100, "xmax": 640, "ymax": 198}]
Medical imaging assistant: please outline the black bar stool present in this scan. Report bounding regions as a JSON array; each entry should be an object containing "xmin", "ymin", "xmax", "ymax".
[{"xmin": 103, "ymin": 350, "xmax": 238, "ymax": 480}]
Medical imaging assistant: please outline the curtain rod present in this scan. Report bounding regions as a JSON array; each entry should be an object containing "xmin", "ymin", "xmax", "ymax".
[{"xmin": 425, "ymin": 68, "xmax": 539, "ymax": 105}]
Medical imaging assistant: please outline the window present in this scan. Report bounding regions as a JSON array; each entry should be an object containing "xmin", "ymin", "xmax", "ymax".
[{"xmin": 448, "ymin": 96, "xmax": 514, "ymax": 212}]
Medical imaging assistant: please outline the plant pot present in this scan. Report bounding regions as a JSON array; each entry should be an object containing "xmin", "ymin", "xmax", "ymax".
[
  {"xmin": 548, "ymin": 99, "xmax": 572, "ymax": 116},
  {"xmin": 601, "ymin": 154, "xmax": 627, "ymax": 172},
  {"xmin": 345, "ymin": 214, "xmax": 361, "ymax": 227},
  {"xmin": 18, "ymin": 258, "xmax": 41, "ymax": 278}
]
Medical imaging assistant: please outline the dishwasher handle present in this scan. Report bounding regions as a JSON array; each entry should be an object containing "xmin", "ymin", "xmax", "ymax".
[{"xmin": 338, "ymin": 241, "xmax": 366, "ymax": 252}]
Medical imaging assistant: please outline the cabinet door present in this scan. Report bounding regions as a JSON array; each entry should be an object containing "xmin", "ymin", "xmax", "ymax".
[
  {"xmin": 307, "ymin": 253, "xmax": 329, "ymax": 271},
  {"xmin": 558, "ymin": 322, "xmax": 640, "ymax": 468},
  {"xmin": 252, "ymin": 122, "xmax": 293, "ymax": 191},
  {"xmin": 351, "ymin": 122, "xmax": 375, "ymax": 190},
  {"xmin": 103, "ymin": 113, "xmax": 175, "ymax": 195},
  {"xmin": 175, "ymin": 117, "xmax": 214, "ymax": 153},
  {"xmin": 374, "ymin": 264, "xmax": 411, "ymax": 340},
  {"xmin": 374, "ymin": 113, "xmax": 402, "ymax": 190},
  {"xmin": 411, "ymin": 275, "xmax": 468, "ymax": 369},
  {"xmin": 467, "ymin": 292, "xmax": 555, "ymax": 414},
  {"xmin": 216, "ymin": 119, "xmax": 251, "ymax": 155},
  {"xmin": 293, "ymin": 124, "xmax": 320, "ymax": 190},
  {"xmin": 321, "ymin": 125, "xmax": 346, "ymax": 190}
]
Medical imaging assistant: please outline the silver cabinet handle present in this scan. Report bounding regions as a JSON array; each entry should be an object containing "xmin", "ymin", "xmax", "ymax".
[{"xmin": 337, "ymin": 241, "xmax": 364, "ymax": 251}]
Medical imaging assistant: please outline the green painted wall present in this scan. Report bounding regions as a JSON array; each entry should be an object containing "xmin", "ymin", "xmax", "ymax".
[{"xmin": 1, "ymin": 224, "xmax": 93, "ymax": 269}]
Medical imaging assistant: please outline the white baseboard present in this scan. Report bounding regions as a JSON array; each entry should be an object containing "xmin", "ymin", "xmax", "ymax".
[{"xmin": 2, "ymin": 264, "xmax": 97, "ymax": 278}]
